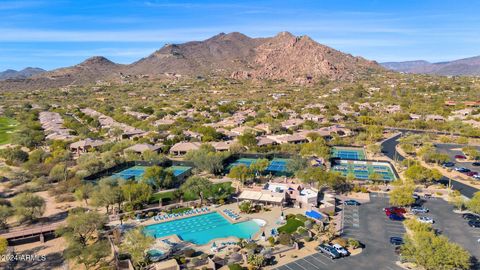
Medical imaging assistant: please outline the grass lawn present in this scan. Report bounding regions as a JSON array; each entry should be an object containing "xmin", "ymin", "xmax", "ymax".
[
  {"xmin": 0, "ymin": 117, "xmax": 18, "ymax": 145},
  {"xmin": 150, "ymin": 182, "xmax": 233, "ymax": 204},
  {"xmin": 277, "ymin": 217, "xmax": 305, "ymax": 234}
]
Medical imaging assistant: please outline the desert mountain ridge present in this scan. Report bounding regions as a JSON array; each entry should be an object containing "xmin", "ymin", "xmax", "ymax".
[
  {"xmin": 1, "ymin": 31, "xmax": 384, "ymax": 91},
  {"xmin": 0, "ymin": 67, "xmax": 46, "ymax": 80},
  {"xmin": 382, "ymin": 56, "xmax": 480, "ymax": 76}
]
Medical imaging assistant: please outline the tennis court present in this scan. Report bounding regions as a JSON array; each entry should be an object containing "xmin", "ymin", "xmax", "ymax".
[
  {"xmin": 166, "ymin": 166, "xmax": 192, "ymax": 177},
  {"xmin": 331, "ymin": 160, "xmax": 396, "ymax": 181},
  {"xmin": 226, "ymin": 157, "xmax": 292, "ymax": 174},
  {"xmin": 226, "ymin": 158, "xmax": 259, "ymax": 170},
  {"xmin": 331, "ymin": 146, "xmax": 366, "ymax": 160},
  {"xmin": 266, "ymin": 158, "xmax": 290, "ymax": 173},
  {"xmin": 111, "ymin": 166, "xmax": 147, "ymax": 180}
]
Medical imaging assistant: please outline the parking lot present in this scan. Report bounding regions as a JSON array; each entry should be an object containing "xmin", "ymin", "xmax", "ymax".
[
  {"xmin": 274, "ymin": 194, "xmax": 404, "ymax": 270},
  {"xmin": 436, "ymin": 143, "xmax": 480, "ymax": 173},
  {"xmin": 417, "ymin": 198, "xmax": 480, "ymax": 261}
]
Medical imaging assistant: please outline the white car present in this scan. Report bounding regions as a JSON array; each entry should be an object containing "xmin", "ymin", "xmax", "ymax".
[
  {"xmin": 331, "ymin": 243, "xmax": 349, "ymax": 257},
  {"xmin": 418, "ymin": 216, "xmax": 434, "ymax": 224}
]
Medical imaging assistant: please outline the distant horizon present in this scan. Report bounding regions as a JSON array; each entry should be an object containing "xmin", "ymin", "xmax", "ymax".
[{"xmin": 1, "ymin": 0, "xmax": 480, "ymax": 70}]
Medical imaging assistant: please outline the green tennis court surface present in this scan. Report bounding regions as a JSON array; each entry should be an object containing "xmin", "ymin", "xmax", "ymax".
[
  {"xmin": 331, "ymin": 160, "xmax": 396, "ymax": 181},
  {"xmin": 331, "ymin": 146, "xmax": 366, "ymax": 160}
]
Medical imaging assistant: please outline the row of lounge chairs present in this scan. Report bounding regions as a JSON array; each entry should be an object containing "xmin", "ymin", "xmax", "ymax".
[
  {"xmin": 153, "ymin": 207, "xmax": 210, "ymax": 221},
  {"xmin": 223, "ymin": 209, "xmax": 240, "ymax": 220}
]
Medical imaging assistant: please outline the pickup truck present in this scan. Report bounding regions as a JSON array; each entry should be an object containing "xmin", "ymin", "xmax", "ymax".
[{"xmin": 316, "ymin": 244, "xmax": 341, "ymax": 259}]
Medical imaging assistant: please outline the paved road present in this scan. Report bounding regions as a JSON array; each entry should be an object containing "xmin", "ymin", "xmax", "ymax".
[
  {"xmin": 274, "ymin": 194, "xmax": 403, "ymax": 270},
  {"xmin": 381, "ymin": 133, "xmax": 479, "ymax": 198}
]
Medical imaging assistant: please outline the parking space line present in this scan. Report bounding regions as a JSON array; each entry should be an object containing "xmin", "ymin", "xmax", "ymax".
[
  {"xmin": 282, "ymin": 263, "xmax": 295, "ymax": 270},
  {"xmin": 291, "ymin": 261, "xmax": 308, "ymax": 270},
  {"xmin": 303, "ymin": 257, "xmax": 325, "ymax": 268},
  {"xmin": 310, "ymin": 253, "xmax": 329, "ymax": 265}
]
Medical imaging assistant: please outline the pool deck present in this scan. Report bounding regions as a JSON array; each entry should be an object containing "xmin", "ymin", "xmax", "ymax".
[{"xmin": 117, "ymin": 203, "xmax": 305, "ymax": 251}]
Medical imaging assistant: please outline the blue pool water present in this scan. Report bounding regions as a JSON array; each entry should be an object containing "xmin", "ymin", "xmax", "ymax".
[{"xmin": 143, "ymin": 212, "xmax": 260, "ymax": 245}]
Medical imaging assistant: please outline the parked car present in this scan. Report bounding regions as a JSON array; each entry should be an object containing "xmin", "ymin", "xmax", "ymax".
[
  {"xmin": 418, "ymin": 216, "xmax": 434, "ymax": 224},
  {"xmin": 463, "ymin": 213, "xmax": 480, "ymax": 221},
  {"xmin": 472, "ymin": 162, "xmax": 480, "ymax": 166},
  {"xmin": 411, "ymin": 206, "xmax": 429, "ymax": 214},
  {"xmin": 344, "ymin": 200, "xmax": 361, "ymax": 206},
  {"xmin": 384, "ymin": 207, "xmax": 406, "ymax": 214},
  {"xmin": 468, "ymin": 220, "xmax": 480, "ymax": 228},
  {"xmin": 474, "ymin": 175, "xmax": 480, "ymax": 180},
  {"xmin": 331, "ymin": 243, "xmax": 349, "ymax": 257},
  {"xmin": 442, "ymin": 162, "xmax": 455, "ymax": 167},
  {"xmin": 466, "ymin": 171, "xmax": 478, "ymax": 177},
  {"xmin": 412, "ymin": 193, "xmax": 420, "ymax": 200},
  {"xmin": 455, "ymin": 167, "xmax": 470, "ymax": 173},
  {"xmin": 389, "ymin": 213, "xmax": 404, "ymax": 221},
  {"xmin": 316, "ymin": 244, "xmax": 341, "ymax": 259},
  {"xmin": 455, "ymin": 155, "xmax": 467, "ymax": 159},
  {"xmin": 389, "ymin": 237, "xmax": 404, "ymax": 245}
]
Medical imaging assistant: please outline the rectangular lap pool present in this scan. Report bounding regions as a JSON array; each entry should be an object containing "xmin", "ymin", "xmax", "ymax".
[
  {"xmin": 331, "ymin": 160, "xmax": 397, "ymax": 181},
  {"xmin": 143, "ymin": 212, "xmax": 260, "ymax": 245},
  {"xmin": 331, "ymin": 146, "xmax": 366, "ymax": 160}
]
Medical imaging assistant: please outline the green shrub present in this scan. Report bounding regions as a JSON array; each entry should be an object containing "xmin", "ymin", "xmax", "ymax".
[
  {"xmin": 228, "ymin": 264, "xmax": 245, "ymax": 270},
  {"xmin": 348, "ymin": 238, "xmax": 360, "ymax": 249}
]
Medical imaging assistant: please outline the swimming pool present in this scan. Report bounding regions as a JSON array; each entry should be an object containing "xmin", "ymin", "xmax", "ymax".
[{"xmin": 143, "ymin": 212, "xmax": 261, "ymax": 245}]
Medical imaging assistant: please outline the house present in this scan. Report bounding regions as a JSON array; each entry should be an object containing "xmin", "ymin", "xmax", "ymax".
[
  {"xmin": 39, "ymin": 111, "xmax": 77, "ymax": 141},
  {"xmin": 209, "ymin": 140, "xmax": 235, "ymax": 152},
  {"xmin": 301, "ymin": 113, "xmax": 325, "ymax": 122},
  {"xmin": 385, "ymin": 105, "xmax": 402, "ymax": 114},
  {"xmin": 409, "ymin": 114, "xmax": 422, "ymax": 120},
  {"xmin": 124, "ymin": 143, "xmax": 163, "ymax": 154},
  {"xmin": 152, "ymin": 259, "xmax": 180, "ymax": 270},
  {"xmin": 254, "ymin": 123, "xmax": 272, "ymax": 134},
  {"xmin": 280, "ymin": 119, "xmax": 305, "ymax": 130},
  {"xmin": 183, "ymin": 130, "xmax": 202, "ymax": 140},
  {"xmin": 444, "ymin": 100, "xmax": 457, "ymax": 106},
  {"xmin": 230, "ymin": 126, "xmax": 263, "ymax": 136},
  {"xmin": 70, "ymin": 138, "xmax": 106, "ymax": 154},
  {"xmin": 256, "ymin": 137, "xmax": 277, "ymax": 147},
  {"xmin": 169, "ymin": 142, "xmax": 202, "ymax": 156},
  {"xmin": 154, "ymin": 118, "xmax": 175, "ymax": 126},
  {"xmin": 425, "ymin": 114, "xmax": 446, "ymax": 122},
  {"xmin": 266, "ymin": 133, "xmax": 308, "ymax": 144}
]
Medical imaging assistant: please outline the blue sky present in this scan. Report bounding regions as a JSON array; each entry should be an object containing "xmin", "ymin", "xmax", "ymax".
[{"xmin": 1, "ymin": 0, "xmax": 479, "ymax": 70}]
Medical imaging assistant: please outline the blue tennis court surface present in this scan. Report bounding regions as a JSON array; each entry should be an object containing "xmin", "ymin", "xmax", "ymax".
[
  {"xmin": 227, "ymin": 157, "xmax": 292, "ymax": 174},
  {"xmin": 166, "ymin": 166, "xmax": 192, "ymax": 177},
  {"xmin": 266, "ymin": 158, "xmax": 289, "ymax": 172},
  {"xmin": 331, "ymin": 160, "xmax": 396, "ymax": 181},
  {"xmin": 331, "ymin": 147, "xmax": 366, "ymax": 160},
  {"xmin": 111, "ymin": 166, "xmax": 147, "ymax": 180}
]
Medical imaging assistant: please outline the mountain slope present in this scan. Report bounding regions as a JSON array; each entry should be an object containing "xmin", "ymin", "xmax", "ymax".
[
  {"xmin": 0, "ymin": 32, "xmax": 385, "ymax": 91},
  {"xmin": 381, "ymin": 56, "xmax": 480, "ymax": 76},
  {"xmin": 0, "ymin": 67, "xmax": 46, "ymax": 80}
]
